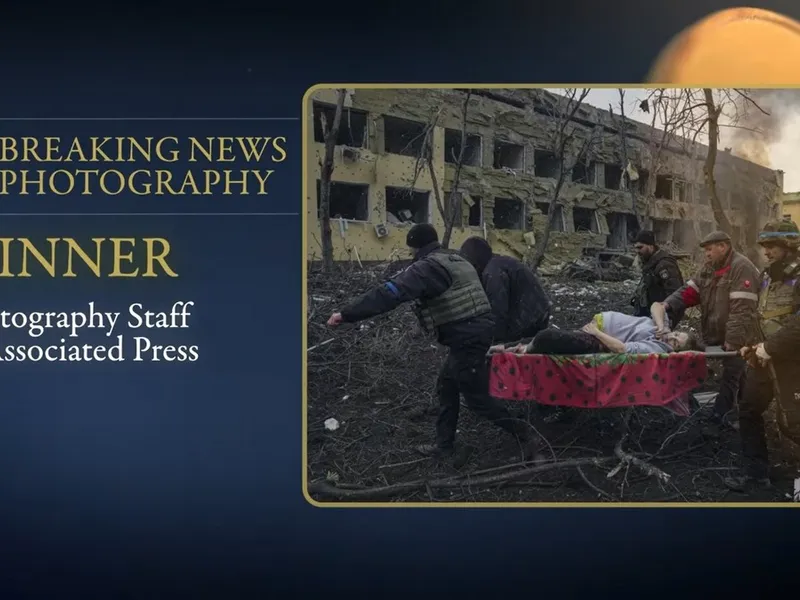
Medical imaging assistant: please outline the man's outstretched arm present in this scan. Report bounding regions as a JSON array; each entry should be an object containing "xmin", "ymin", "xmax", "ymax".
[{"xmin": 331, "ymin": 259, "xmax": 452, "ymax": 325}]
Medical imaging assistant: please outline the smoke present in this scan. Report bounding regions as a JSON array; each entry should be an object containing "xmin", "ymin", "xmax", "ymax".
[{"xmin": 725, "ymin": 89, "xmax": 800, "ymax": 167}]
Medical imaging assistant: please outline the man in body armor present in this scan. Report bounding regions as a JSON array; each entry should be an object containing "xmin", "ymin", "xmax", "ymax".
[
  {"xmin": 631, "ymin": 230, "xmax": 685, "ymax": 323},
  {"xmin": 327, "ymin": 224, "xmax": 539, "ymax": 459},
  {"xmin": 725, "ymin": 220, "xmax": 800, "ymax": 491}
]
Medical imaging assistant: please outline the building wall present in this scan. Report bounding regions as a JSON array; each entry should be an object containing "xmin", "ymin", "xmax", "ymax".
[
  {"xmin": 305, "ymin": 88, "xmax": 784, "ymax": 265},
  {"xmin": 782, "ymin": 192, "xmax": 800, "ymax": 225}
]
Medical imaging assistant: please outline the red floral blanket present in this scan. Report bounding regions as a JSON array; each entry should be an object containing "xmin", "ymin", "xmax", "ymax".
[{"xmin": 489, "ymin": 351, "xmax": 708, "ymax": 416}]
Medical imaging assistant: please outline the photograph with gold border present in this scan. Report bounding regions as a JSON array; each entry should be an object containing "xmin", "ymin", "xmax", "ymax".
[{"xmin": 303, "ymin": 83, "xmax": 800, "ymax": 507}]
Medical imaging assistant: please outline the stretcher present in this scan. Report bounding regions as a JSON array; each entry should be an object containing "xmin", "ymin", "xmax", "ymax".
[{"xmin": 488, "ymin": 347, "xmax": 736, "ymax": 417}]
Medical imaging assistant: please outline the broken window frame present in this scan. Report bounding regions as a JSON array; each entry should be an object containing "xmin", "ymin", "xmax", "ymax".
[
  {"xmin": 312, "ymin": 101, "xmax": 369, "ymax": 148},
  {"xmin": 572, "ymin": 206, "xmax": 601, "ymax": 234},
  {"xmin": 492, "ymin": 197, "xmax": 526, "ymax": 230},
  {"xmin": 533, "ymin": 149, "xmax": 560, "ymax": 179},
  {"xmin": 602, "ymin": 163, "xmax": 624, "ymax": 191},
  {"xmin": 535, "ymin": 202, "xmax": 566, "ymax": 232},
  {"xmin": 315, "ymin": 179, "xmax": 371, "ymax": 222},
  {"xmin": 384, "ymin": 185, "xmax": 431, "ymax": 225},
  {"xmin": 571, "ymin": 160, "xmax": 596, "ymax": 186},
  {"xmin": 493, "ymin": 139, "xmax": 526, "ymax": 171},
  {"xmin": 383, "ymin": 115, "xmax": 427, "ymax": 157},
  {"xmin": 444, "ymin": 130, "xmax": 483, "ymax": 167}
]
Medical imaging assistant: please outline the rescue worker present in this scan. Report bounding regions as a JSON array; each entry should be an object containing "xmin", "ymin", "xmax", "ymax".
[
  {"xmin": 724, "ymin": 220, "xmax": 800, "ymax": 491},
  {"xmin": 459, "ymin": 236, "xmax": 553, "ymax": 345},
  {"xmin": 326, "ymin": 223, "xmax": 540, "ymax": 460},
  {"xmin": 631, "ymin": 230, "xmax": 685, "ymax": 323},
  {"xmin": 655, "ymin": 230, "xmax": 761, "ymax": 427}
]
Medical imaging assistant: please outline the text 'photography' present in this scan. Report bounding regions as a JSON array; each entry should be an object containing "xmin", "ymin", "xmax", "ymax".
[{"xmin": 305, "ymin": 86, "xmax": 800, "ymax": 505}]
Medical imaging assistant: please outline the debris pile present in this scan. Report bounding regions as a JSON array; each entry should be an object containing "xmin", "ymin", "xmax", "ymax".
[{"xmin": 559, "ymin": 249, "xmax": 638, "ymax": 282}]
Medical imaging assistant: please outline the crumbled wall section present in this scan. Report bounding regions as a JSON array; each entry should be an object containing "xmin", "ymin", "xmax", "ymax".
[{"xmin": 306, "ymin": 88, "xmax": 784, "ymax": 264}]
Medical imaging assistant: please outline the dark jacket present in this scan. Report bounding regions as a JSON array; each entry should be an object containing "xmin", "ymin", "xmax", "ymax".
[
  {"xmin": 480, "ymin": 255, "xmax": 552, "ymax": 343},
  {"xmin": 339, "ymin": 241, "xmax": 494, "ymax": 348},
  {"xmin": 664, "ymin": 248, "xmax": 761, "ymax": 350},
  {"xmin": 632, "ymin": 248, "xmax": 684, "ymax": 321}
]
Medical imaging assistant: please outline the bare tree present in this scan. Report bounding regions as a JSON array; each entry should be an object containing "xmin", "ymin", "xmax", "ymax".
[
  {"xmin": 408, "ymin": 91, "xmax": 473, "ymax": 249},
  {"xmin": 609, "ymin": 89, "xmax": 640, "ymax": 227},
  {"xmin": 529, "ymin": 89, "xmax": 596, "ymax": 273},
  {"xmin": 317, "ymin": 89, "xmax": 347, "ymax": 272}
]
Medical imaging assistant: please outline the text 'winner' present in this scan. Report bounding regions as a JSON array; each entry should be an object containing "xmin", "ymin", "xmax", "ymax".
[{"xmin": 0, "ymin": 301, "xmax": 198, "ymax": 363}]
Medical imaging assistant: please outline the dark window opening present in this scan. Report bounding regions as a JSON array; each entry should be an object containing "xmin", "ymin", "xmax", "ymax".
[
  {"xmin": 312, "ymin": 103, "xmax": 367, "ymax": 148},
  {"xmin": 655, "ymin": 175, "xmax": 673, "ymax": 199},
  {"xmin": 636, "ymin": 169, "xmax": 650, "ymax": 194},
  {"xmin": 573, "ymin": 207, "xmax": 598, "ymax": 233},
  {"xmin": 626, "ymin": 214, "xmax": 641, "ymax": 243},
  {"xmin": 606, "ymin": 212, "xmax": 628, "ymax": 249},
  {"xmin": 604, "ymin": 164, "xmax": 623, "ymax": 190},
  {"xmin": 652, "ymin": 219, "xmax": 671, "ymax": 244},
  {"xmin": 385, "ymin": 186, "xmax": 429, "ymax": 224},
  {"xmin": 571, "ymin": 161, "xmax": 594, "ymax": 185},
  {"xmin": 448, "ymin": 192, "xmax": 482, "ymax": 227},
  {"xmin": 315, "ymin": 180, "xmax": 369, "ymax": 221},
  {"xmin": 384, "ymin": 116, "xmax": 426, "ymax": 156},
  {"xmin": 535, "ymin": 202, "xmax": 564, "ymax": 231},
  {"xmin": 493, "ymin": 140, "xmax": 524, "ymax": 170},
  {"xmin": 468, "ymin": 196, "xmax": 483, "ymax": 226},
  {"xmin": 534, "ymin": 150, "xmax": 560, "ymax": 178},
  {"xmin": 493, "ymin": 197, "xmax": 525, "ymax": 229},
  {"xmin": 444, "ymin": 130, "xmax": 481, "ymax": 166}
]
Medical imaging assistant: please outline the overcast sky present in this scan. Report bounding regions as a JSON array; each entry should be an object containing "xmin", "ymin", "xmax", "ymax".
[{"xmin": 548, "ymin": 88, "xmax": 800, "ymax": 193}]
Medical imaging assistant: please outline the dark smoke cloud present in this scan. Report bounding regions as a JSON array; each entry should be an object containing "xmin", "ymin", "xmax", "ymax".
[{"xmin": 727, "ymin": 89, "xmax": 800, "ymax": 167}]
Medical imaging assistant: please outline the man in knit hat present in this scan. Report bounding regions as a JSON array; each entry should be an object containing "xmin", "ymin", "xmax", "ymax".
[
  {"xmin": 630, "ymin": 230, "xmax": 684, "ymax": 323},
  {"xmin": 327, "ymin": 223, "xmax": 541, "ymax": 461}
]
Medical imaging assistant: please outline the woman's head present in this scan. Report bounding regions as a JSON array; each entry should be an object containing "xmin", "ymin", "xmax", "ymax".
[{"xmin": 665, "ymin": 330, "xmax": 703, "ymax": 352}]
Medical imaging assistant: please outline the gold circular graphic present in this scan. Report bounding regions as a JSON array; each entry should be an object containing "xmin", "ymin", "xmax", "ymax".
[{"xmin": 647, "ymin": 8, "xmax": 800, "ymax": 85}]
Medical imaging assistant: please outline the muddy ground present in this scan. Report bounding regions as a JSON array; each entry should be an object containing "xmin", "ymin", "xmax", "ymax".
[{"xmin": 306, "ymin": 261, "xmax": 799, "ymax": 503}]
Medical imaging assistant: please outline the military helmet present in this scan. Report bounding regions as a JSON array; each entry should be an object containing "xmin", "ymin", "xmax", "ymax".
[{"xmin": 758, "ymin": 220, "xmax": 800, "ymax": 248}]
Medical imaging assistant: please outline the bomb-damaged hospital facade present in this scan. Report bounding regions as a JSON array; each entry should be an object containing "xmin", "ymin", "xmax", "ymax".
[{"xmin": 305, "ymin": 88, "xmax": 784, "ymax": 271}]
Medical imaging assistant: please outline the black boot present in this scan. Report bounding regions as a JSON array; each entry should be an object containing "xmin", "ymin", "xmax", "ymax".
[{"xmin": 415, "ymin": 443, "xmax": 454, "ymax": 458}]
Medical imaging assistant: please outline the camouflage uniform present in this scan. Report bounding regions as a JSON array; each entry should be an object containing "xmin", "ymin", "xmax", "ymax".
[{"xmin": 726, "ymin": 220, "xmax": 800, "ymax": 490}]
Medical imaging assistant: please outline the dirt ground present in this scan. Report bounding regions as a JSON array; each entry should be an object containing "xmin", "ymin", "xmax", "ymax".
[{"xmin": 306, "ymin": 261, "xmax": 800, "ymax": 504}]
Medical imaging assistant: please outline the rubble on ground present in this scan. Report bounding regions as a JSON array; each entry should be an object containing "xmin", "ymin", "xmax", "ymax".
[{"xmin": 306, "ymin": 262, "xmax": 795, "ymax": 504}]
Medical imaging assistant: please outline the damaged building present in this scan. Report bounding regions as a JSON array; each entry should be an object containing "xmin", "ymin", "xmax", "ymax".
[{"xmin": 306, "ymin": 87, "xmax": 784, "ymax": 271}]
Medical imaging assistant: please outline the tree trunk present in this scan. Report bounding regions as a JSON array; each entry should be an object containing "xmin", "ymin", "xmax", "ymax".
[
  {"xmin": 615, "ymin": 91, "xmax": 640, "ymax": 228},
  {"xmin": 530, "ymin": 170, "xmax": 567, "ymax": 273},
  {"xmin": 702, "ymin": 88, "xmax": 733, "ymax": 237},
  {"xmin": 319, "ymin": 89, "xmax": 347, "ymax": 272},
  {"xmin": 441, "ymin": 92, "xmax": 471, "ymax": 249}
]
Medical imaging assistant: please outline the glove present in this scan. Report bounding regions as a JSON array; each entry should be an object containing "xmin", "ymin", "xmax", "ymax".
[{"xmin": 755, "ymin": 343, "xmax": 771, "ymax": 362}]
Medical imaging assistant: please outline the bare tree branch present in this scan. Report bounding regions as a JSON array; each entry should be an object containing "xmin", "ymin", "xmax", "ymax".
[
  {"xmin": 318, "ymin": 89, "xmax": 347, "ymax": 272},
  {"xmin": 530, "ymin": 88, "xmax": 595, "ymax": 273}
]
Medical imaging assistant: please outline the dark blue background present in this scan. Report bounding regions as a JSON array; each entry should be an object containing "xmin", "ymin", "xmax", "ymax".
[{"xmin": 1, "ymin": 2, "xmax": 800, "ymax": 598}]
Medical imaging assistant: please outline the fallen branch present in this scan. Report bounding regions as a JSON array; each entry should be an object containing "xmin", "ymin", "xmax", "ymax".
[
  {"xmin": 610, "ymin": 433, "xmax": 672, "ymax": 484},
  {"xmin": 309, "ymin": 456, "xmax": 614, "ymax": 501}
]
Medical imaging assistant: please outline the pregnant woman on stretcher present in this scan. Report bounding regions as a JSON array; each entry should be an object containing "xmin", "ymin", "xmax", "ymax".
[{"xmin": 491, "ymin": 302, "xmax": 702, "ymax": 356}]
